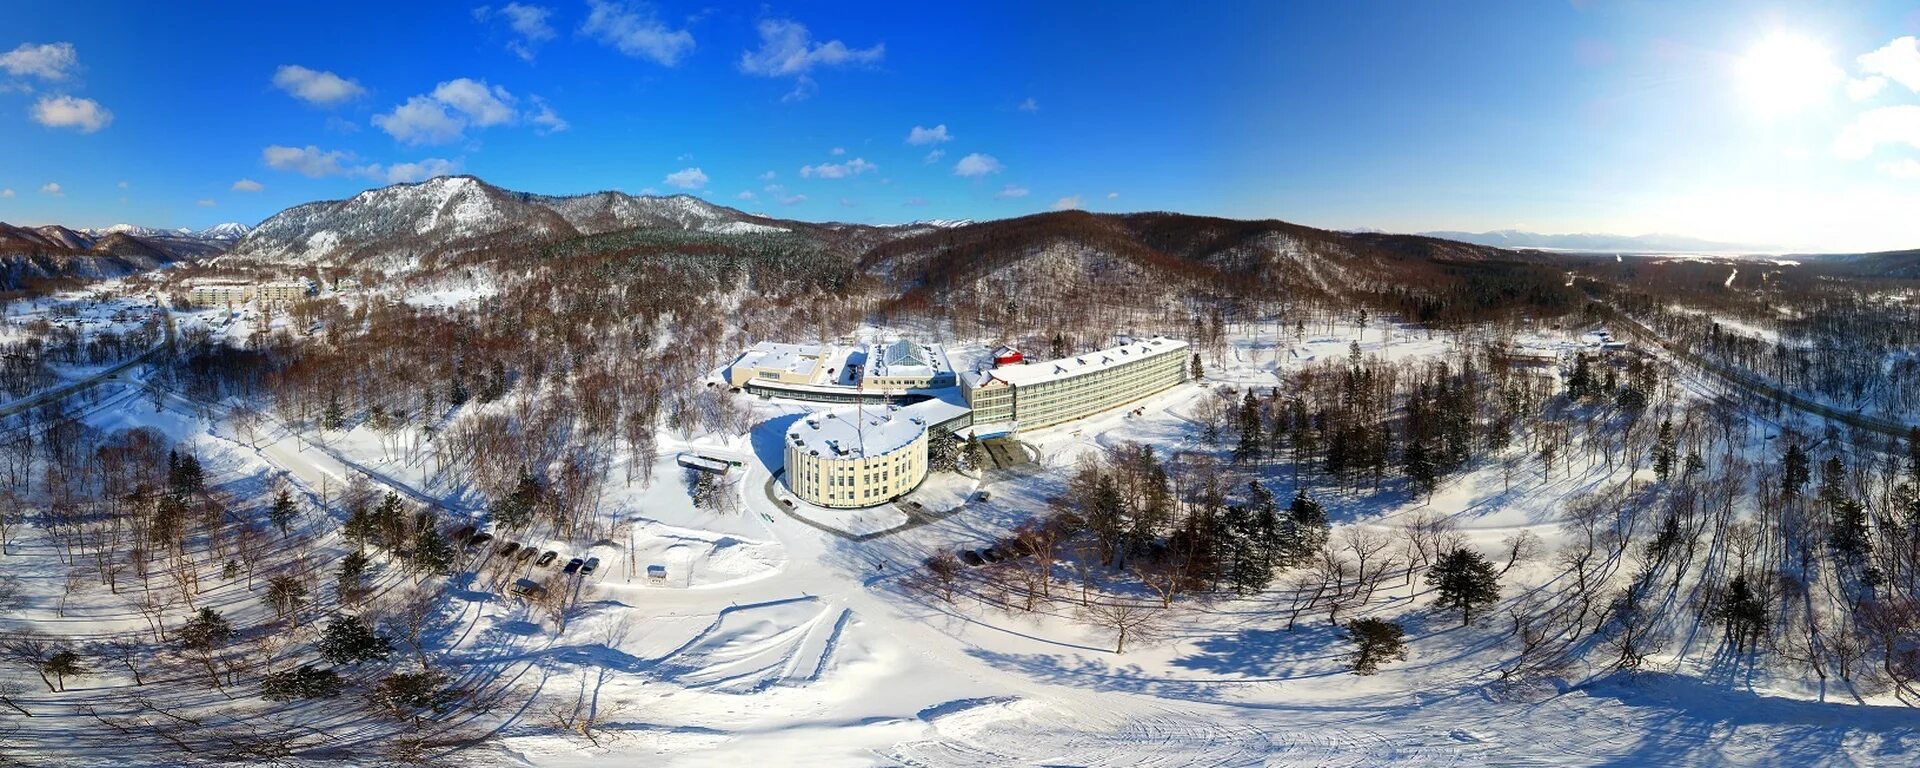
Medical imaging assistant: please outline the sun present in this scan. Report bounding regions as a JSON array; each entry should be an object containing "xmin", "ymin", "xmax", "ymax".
[{"xmin": 1735, "ymin": 31, "xmax": 1845, "ymax": 117}]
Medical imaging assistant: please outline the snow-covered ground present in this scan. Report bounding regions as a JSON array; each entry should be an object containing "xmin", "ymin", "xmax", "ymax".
[{"xmin": 1, "ymin": 315, "xmax": 1913, "ymax": 767}]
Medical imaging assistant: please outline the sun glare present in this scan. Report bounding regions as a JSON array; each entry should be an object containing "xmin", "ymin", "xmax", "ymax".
[{"xmin": 1736, "ymin": 31, "xmax": 1844, "ymax": 116}]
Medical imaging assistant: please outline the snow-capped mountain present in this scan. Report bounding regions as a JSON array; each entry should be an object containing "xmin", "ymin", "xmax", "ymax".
[
  {"xmin": 231, "ymin": 176, "xmax": 791, "ymax": 266},
  {"xmin": 83, "ymin": 222, "xmax": 253, "ymax": 243}
]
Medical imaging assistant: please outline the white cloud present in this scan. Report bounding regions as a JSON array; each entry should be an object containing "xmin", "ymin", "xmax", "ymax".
[
  {"xmin": 374, "ymin": 78, "xmax": 536, "ymax": 145},
  {"xmin": 263, "ymin": 145, "xmax": 361, "ymax": 177},
  {"xmin": 262, "ymin": 144, "xmax": 459, "ymax": 184},
  {"xmin": 0, "ymin": 42, "xmax": 77, "ymax": 80},
  {"xmin": 528, "ymin": 96, "xmax": 568, "ymax": 134},
  {"xmin": 1858, "ymin": 36, "xmax": 1920, "ymax": 93},
  {"xmin": 39, "ymin": 182, "xmax": 62, "ymax": 197},
  {"xmin": 739, "ymin": 19, "xmax": 882, "ymax": 100},
  {"xmin": 0, "ymin": 188, "xmax": 12, "ymax": 198},
  {"xmin": 30, "ymin": 95, "xmax": 112, "ymax": 133},
  {"xmin": 995, "ymin": 184, "xmax": 1028, "ymax": 199},
  {"xmin": 759, "ymin": 170, "xmax": 777, "ymax": 181},
  {"xmin": 375, "ymin": 96, "xmax": 466, "ymax": 145},
  {"xmin": 840, "ymin": 197, "xmax": 856, "ymax": 208},
  {"xmin": 383, "ymin": 158, "xmax": 462, "ymax": 183},
  {"xmin": 952, "ymin": 153, "xmax": 1002, "ymax": 177},
  {"xmin": 272, "ymin": 65, "xmax": 366, "ymax": 106},
  {"xmin": 1834, "ymin": 105, "xmax": 1920, "ymax": 160},
  {"xmin": 906, "ymin": 124, "xmax": 951, "ymax": 145},
  {"xmin": 736, "ymin": 190, "xmax": 756, "ymax": 201},
  {"xmin": 664, "ymin": 167, "xmax": 708, "ymax": 189},
  {"xmin": 116, "ymin": 180, "xmax": 129, "ymax": 189},
  {"xmin": 582, "ymin": 0, "xmax": 695, "ymax": 66},
  {"xmin": 432, "ymin": 78, "xmax": 517, "ymax": 126},
  {"xmin": 1848, "ymin": 76, "xmax": 1887, "ymax": 101},
  {"xmin": 1018, "ymin": 97, "xmax": 1038, "ymax": 112},
  {"xmin": 800, "ymin": 157, "xmax": 876, "ymax": 179},
  {"xmin": 232, "ymin": 178, "xmax": 265, "ymax": 192},
  {"xmin": 764, "ymin": 184, "xmax": 806, "ymax": 205},
  {"xmin": 1879, "ymin": 158, "xmax": 1920, "ymax": 179},
  {"xmin": 475, "ymin": 3, "xmax": 556, "ymax": 61},
  {"xmin": 1051, "ymin": 195, "xmax": 1083, "ymax": 211},
  {"xmin": 830, "ymin": 146, "xmax": 845, "ymax": 156},
  {"xmin": 923, "ymin": 149, "xmax": 945, "ymax": 164},
  {"xmin": 1106, "ymin": 191, "xmax": 1119, "ymax": 199},
  {"xmin": 196, "ymin": 199, "xmax": 216, "ymax": 208}
]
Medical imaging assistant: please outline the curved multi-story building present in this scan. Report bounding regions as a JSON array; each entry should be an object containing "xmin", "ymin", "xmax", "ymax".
[{"xmin": 784, "ymin": 407, "xmax": 930, "ymax": 508}]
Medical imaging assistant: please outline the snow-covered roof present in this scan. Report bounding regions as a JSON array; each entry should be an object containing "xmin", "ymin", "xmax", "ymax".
[
  {"xmin": 865, "ymin": 339, "xmax": 950, "ymax": 380},
  {"xmin": 787, "ymin": 407, "xmax": 927, "ymax": 460},
  {"xmin": 898, "ymin": 387, "xmax": 971, "ymax": 429},
  {"xmin": 736, "ymin": 341, "xmax": 832, "ymax": 380},
  {"xmin": 981, "ymin": 336, "xmax": 1188, "ymax": 388}
]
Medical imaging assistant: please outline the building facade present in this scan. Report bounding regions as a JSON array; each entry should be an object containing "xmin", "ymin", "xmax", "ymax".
[
  {"xmin": 784, "ymin": 407, "xmax": 930, "ymax": 509},
  {"xmin": 860, "ymin": 339, "xmax": 956, "ymax": 390},
  {"xmin": 964, "ymin": 336, "xmax": 1189, "ymax": 434},
  {"xmin": 727, "ymin": 342, "xmax": 835, "ymax": 387},
  {"xmin": 188, "ymin": 283, "xmax": 253, "ymax": 307}
]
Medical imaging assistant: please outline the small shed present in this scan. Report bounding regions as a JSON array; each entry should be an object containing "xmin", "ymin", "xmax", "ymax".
[{"xmin": 646, "ymin": 564, "xmax": 668, "ymax": 583}]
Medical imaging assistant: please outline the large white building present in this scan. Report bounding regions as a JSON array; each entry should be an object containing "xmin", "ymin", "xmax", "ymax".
[
  {"xmin": 784, "ymin": 407, "xmax": 931, "ymax": 508},
  {"xmin": 860, "ymin": 339, "xmax": 955, "ymax": 390},
  {"xmin": 964, "ymin": 336, "xmax": 1189, "ymax": 435}
]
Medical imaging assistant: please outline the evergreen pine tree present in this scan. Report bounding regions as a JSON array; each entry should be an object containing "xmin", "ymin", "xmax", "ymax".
[
  {"xmin": 1233, "ymin": 391, "xmax": 1265, "ymax": 464},
  {"xmin": 1718, "ymin": 574, "xmax": 1767, "ymax": 652},
  {"xmin": 318, "ymin": 615, "xmax": 393, "ymax": 665},
  {"xmin": 1652, "ymin": 420, "xmax": 1676, "ymax": 483},
  {"xmin": 1189, "ymin": 353, "xmax": 1204, "ymax": 381},
  {"xmin": 1425, "ymin": 548, "xmax": 1501, "ymax": 625},
  {"xmin": 323, "ymin": 393, "xmax": 346, "ymax": 431},
  {"xmin": 269, "ymin": 490, "xmax": 298, "ymax": 536},
  {"xmin": 1781, "ymin": 443, "xmax": 1810, "ymax": 499},
  {"xmin": 1344, "ymin": 618, "xmax": 1407, "ymax": 675},
  {"xmin": 1404, "ymin": 437, "xmax": 1439, "ymax": 501},
  {"xmin": 178, "ymin": 607, "xmax": 233, "ymax": 651}
]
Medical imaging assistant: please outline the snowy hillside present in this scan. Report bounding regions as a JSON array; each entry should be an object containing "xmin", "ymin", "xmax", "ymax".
[{"xmin": 231, "ymin": 176, "xmax": 789, "ymax": 266}]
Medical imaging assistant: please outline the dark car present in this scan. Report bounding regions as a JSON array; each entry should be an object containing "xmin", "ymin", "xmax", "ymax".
[
  {"xmin": 581, "ymin": 557, "xmax": 601, "ymax": 575},
  {"xmin": 466, "ymin": 532, "xmax": 494, "ymax": 547},
  {"xmin": 980, "ymin": 547, "xmax": 1003, "ymax": 563},
  {"xmin": 498, "ymin": 541, "xmax": 520, "ymax": 558},
  {"xmin": 563, "ymin": 558, "xmax": 584, "ymax": 575},
  {"xmin": 452, "ymin": 525, "xmax": 476, "ymax": 542},
  {"xmin": 516, "ymin": 546, "xmax": 537, "ymax": 562},
  {"xmin": 959, "ymin": 550, "xmax": 985, "ymax": 566},
  {"xmin": 535, "ymin": 550, "xmax": 558, "ymax": 567}
]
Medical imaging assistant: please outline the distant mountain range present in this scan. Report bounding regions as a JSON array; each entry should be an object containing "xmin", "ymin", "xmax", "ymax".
[
  {"xmin": 1415, "ymin": 229, "xmax": 1770, "ymax": 254},
  {"xmin": 0, "ymin": 221, "xmax": 253, "ymax": 288}
]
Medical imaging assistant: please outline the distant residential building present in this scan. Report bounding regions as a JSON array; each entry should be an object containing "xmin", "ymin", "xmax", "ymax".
[
  {"xmin": 257, "ymin": 279, "xmax": 316, "ymax": 304},
  {"xmin": 186, "ymin": 279, "xmax": 314, "ymax": 307},
  {"xmin": 187, "ymin": 283, "xmax": 253, "ymax": 307},
  {"xmin": 784, "ymin": 407, "xmax": 930, "ymax": 509},
  {"xmin": 964, "ymin": 336, "xmax": 1189, "ymax": 435}
]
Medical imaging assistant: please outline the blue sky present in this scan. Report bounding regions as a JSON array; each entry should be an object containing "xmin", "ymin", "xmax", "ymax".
[{"xmin": 3, "ymin": 1, "xmax": 1919, "ymax": 251}]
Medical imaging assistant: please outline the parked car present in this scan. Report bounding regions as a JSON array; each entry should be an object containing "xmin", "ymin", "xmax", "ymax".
[
  {"xmin": 980, "ymin": 547, "xmax": 1003, "ymax": 563},
  {"xmin": 563, "ymin": 558, "xmax": 584, "ymax": 575},
  {"xmin": 516, "ymin": 546, "xmax": 537, "ymax": 562},
  {"xmin": 466, "ymin": 532, "xmax": 493, "ymax": 547},
  {"xmin": 581, "ymin": 557, "xmax": 601, "ymax": 575},
  {"xmin": 535, "ymin": 550, "xmax": 558, "ymax": 567},
  {"xmin": 498, "ymin": 541, "xmax": 520, "ymax": 558},
  {"xmin": 452, "ymin": 525, "xmax": 476, "ymax": 542},
  {"xmin": 508, "ymin": 578, "xmax": 546, "ymax": 599},
  {"xmin": 959, "ymin": 550, "xmax": 985, "ymax": 566}
]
